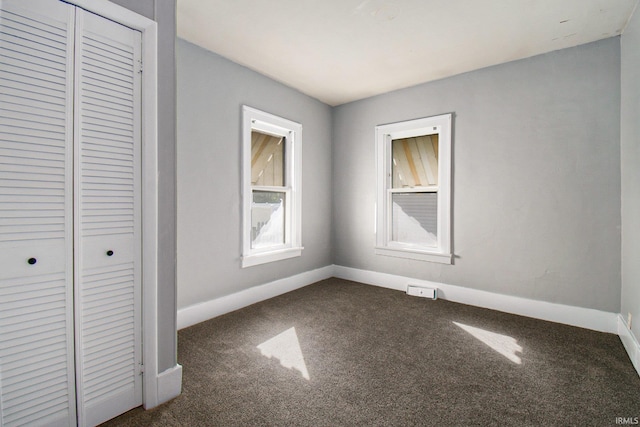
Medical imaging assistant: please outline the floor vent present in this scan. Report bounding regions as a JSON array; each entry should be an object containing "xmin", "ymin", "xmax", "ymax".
[{"xmin": 406, "ymin": 284, "xmax": 438, "ymax": 300}]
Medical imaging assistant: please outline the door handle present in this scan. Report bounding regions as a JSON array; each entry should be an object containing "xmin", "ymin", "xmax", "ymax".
[
  {"xmin": 27, "ymin": 257, "xmax": 37, "ymax": 265},
  {"xmin": 106, "ymin": 250, "xmax": 114, "ymax": 256}
]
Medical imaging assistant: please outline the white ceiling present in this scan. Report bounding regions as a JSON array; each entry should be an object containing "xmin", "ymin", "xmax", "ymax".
[{"xmin": 177, "ymin": 0, "xmax": 638, "ymax": 106}]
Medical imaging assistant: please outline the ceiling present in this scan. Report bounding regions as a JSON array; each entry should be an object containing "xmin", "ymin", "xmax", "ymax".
[{"xmin": 177, "ymin": 0, "xmax": 638, "ymax": 106}]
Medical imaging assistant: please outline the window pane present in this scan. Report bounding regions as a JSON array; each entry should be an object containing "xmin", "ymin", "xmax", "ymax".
[
  {"xmin": 392, "ymin": 135, "xmax": 438, "ymax": 188},
  {"xmin": 251, "ymin": 190, "xmax": 285, "ymax": 249},
  {"xmin": 392, "ymin": 192, "xmax": 437, "ymax": 247},
  {"xmin": 251, "ymin": 130, "xmax": 284, "ymax": 186}
]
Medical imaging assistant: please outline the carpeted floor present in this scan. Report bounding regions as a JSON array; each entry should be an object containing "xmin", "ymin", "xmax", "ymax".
[{"xmin": 102, "ymin": 278, "xmax": 640, "ymax": 426}]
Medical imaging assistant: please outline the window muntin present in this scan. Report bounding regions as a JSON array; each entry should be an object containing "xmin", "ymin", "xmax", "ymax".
[
  {"xmin": 376, "ymin": 114, "xmax": 452, "ymax": 264},
  {"xmin": 242, "ymin": 106, "xmax": 302, "ymax": 267}
]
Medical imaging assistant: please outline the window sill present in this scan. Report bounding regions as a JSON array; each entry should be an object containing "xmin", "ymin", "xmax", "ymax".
[
  {"xmin": 375, "ymin": 246, "xmax": 452, "ymax": 264},
  {"xmin": 242, "ymin": 247, "xmax": 303, "ymax": 268}
]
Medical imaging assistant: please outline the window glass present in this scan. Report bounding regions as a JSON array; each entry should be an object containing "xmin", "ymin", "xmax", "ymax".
[
  {"xmin": 251, "ymin": 190, "xmax": 285, "ymax": 249},
  {"xmin": 391, "ymin": 192, "xmax": 438, "ymax": 247},
  {"xmin": 251, "ymin": 131, "xmax": 284, "ymax": 186},
  {"xmin": 392, "ymin": 135, "xmax": 438, "ymax": 188}
]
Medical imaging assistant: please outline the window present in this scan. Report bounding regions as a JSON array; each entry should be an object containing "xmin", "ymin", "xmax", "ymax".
[
  {"xmin": 375, "ymin": 114, "xmax": 452, "ymax": 263},
  {"xmin": 242, "ymin": 106, "xmax": 302, "ymax": 267}
]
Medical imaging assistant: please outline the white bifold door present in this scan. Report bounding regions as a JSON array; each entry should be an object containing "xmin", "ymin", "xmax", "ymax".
[{"xmin": 0, "ymin": 1, "xmax": 142, "ymax": 426}]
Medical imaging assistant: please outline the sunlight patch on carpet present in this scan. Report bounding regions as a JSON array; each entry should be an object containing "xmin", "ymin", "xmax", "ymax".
[
  {"xmin": 257, "ymin": 327, "xmax": 310, "ymax": 380},
  {"xmin": 453, "ymin": 322, "xmax": 523, "ymax": 364}
]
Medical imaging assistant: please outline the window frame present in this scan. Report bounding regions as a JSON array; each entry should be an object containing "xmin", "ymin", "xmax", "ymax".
[
  {"xmin": 242, "ymin": 106, "xmax": 303, "ymax": 268},
  {"xmin": 375, "ymin": 113, "xmax": 452, "ymax": 264}
]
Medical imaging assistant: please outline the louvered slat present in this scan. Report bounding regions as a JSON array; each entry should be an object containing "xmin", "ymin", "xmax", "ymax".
[
  {"xmin": 77, "ymin": 243, "xmax": 139, "ymax": 393},
  {"xmin": 0, "ymin": 2, "xmax": 75, "ymax": 426},
  {"xmin": 74, "ymin": 8, "xmax": 142, "ymax": 426},
  {"xmin": 0, "ymin": 274, "xmax": 71, "ymax": 427}
]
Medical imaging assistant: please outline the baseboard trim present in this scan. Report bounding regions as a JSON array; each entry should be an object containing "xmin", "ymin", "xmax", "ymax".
[
  {"xmin": 176, "ymin": 264, "xmax": 634, "ymax": 378},
  {"xmin": 179, "ymin": 264, "xmax": 619, "ymax": 334},
  {"xmin": 618, "ymin": 314, "xmax": 640, "ymax": 377},
  {"xmin": 149, "ymin": 364, "xmax": 183, "ymax": 408},
  {"xmin": 177, "ymin": 265, "xmax": 334, "ymax": 330},
  {"xmin": 333, "ymin": 265, "xmax": 618, "ymax": 334}
]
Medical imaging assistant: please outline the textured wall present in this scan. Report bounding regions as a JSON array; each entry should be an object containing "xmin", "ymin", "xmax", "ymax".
[
  {"xmin": 176, "ymin": 39, "xmax": 333, "ymax": 309},
  {"xmin": 332, "ymin": 38, "xmax": 621, "ymax": 312},
  {"xmin": 621, "ymin": 8, "xmax": 640, "ymax": 337},
  {"xmin": 109, "ymin": 0, "xmax": 177, "ymax": 373}
]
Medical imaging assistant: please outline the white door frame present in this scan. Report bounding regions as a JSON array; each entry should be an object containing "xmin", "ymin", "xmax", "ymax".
[{"xmin": 63, "ymin": 0, "xmax": 162, "ymax": 409}]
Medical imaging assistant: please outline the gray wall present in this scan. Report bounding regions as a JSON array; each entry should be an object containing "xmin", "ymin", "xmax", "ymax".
[
  {"xmin": 332, "ymin": 38, "xmax": 622, "ymax": 313},
  {"xmin": 621, "ymin": 8, "xmax": 640, "ymax": 337},
  {"xmin": 109, "ymin": 0, "xmax": 177, "ymax": 373},
  {"xmin": 176, "ymin": 39, "xmax": 333, "ymax": 309}
]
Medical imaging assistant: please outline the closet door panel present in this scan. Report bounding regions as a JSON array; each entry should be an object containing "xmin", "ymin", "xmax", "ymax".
[
  {"xmin": 74, "ymin": 8, "xmax": 142, "ymax": 427},
  {"xmin": 0, "ymin": 1, "xmax": 76, "ymax": 426}
]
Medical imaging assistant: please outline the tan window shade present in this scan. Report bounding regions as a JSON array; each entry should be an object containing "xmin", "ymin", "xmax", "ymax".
[
  {"xmin": 392, "ymin": 135, "xmax": 438, "ymax": 188},
  {"xmin": 251, "ymin": 130, "xmax": 284, "ymax": 186}
]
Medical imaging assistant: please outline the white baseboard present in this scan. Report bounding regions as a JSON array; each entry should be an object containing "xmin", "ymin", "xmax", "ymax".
[
  {"xmin": 175, "ymin": 263, "xmax": 636, "ymax": 378},
  {"xmin": 155, "ymin": 364, "xmax": 183, "ymax": 406},
  {"xmin": 618, "ymin": 314, "xmax": 640, "ymax": 377},
  {"xmin": 179, "ymin": 264, "xmax": 619, "ymax": 334},
  {"xmin": 333, "ymin": 265, "xmax": 618, "ymax": 334},
  {"xmin": 177, "ymin": 265, "xmax": 334, "ymax": 330}
]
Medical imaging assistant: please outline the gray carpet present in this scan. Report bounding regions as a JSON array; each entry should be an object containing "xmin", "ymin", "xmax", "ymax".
[{"xmin": 102, "ymin": 278, "xmax": 640, "ymax": 426}]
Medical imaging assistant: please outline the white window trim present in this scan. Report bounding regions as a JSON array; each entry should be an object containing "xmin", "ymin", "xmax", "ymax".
[
  {"xmin": 242, "ymin": 106, "xmax": 303, "ymax": 268},
  {"xmin": 375, "ymin": 114, "xmax": 452, "ymax": 264}
]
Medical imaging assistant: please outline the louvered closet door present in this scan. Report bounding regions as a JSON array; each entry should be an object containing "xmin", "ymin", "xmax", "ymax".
[
  {"xmin": 0, "ymin": 1, "xmax": 77, "ymax": 426},
  {"xmin": 73, "ymin": 9, "xmax": 142, "ymax": 427}
]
